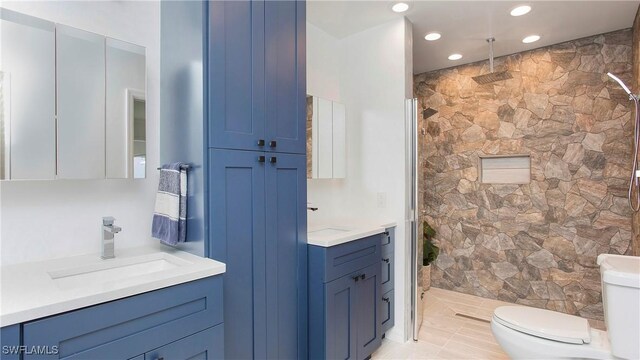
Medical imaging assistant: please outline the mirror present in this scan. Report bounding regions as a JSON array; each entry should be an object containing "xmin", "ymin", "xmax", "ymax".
[
  {"xmin": 106, "ymin": 38, "xmax": 146, "ymax": 179},
  {"xmin": 0, "ymin": 9, "xmax": 56, "ymax": 180},
  {"xmin": 56, "ymin": 24, "xmax": 106, "ymax": 179},
  {"xmin": 0, "ymin": 9, "xmax": 147, "ymax": 180},
  {"xmin": 307, "ymin": 95, "xmax": 346, "ymax": 179}
]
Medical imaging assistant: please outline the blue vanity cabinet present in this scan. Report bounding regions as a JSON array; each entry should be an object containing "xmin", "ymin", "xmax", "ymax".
[
  {"xmin": 381, "ymin": 227, "xmax": 396, "ymax": 334},
  {"xmin": 207, "ymin": 0, "xmax": 306, "ymax": 155},
  {"xmin": 4, "ymin": 276, "xmax": 223, "ymax": 359},
  {"xmin": 208, "ymin": 149, "xmax": 307, "ymax": 359},
  {"xmin": 309, "ymin": 235, "xmax": 383, "ymax": 360}
]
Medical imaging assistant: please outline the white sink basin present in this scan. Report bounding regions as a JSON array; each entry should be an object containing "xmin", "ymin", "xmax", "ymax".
[
  {"xmin": 48, "ymin": 252, "xmax": 191, "ymax": 290},
  {"xmin": 308, "ymin": 228, "xmax": 351, "ymax": 237}
]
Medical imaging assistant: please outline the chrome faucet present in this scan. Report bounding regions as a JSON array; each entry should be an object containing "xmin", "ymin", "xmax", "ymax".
[{"xmin": 101, "ymin": 216, "xmax": 122, "ymax": 259}]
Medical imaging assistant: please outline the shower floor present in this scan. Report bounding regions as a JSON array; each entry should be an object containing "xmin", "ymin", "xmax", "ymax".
[{"xmin": 372, "ymin": 287, "xmax": 605, "ymax": 359}]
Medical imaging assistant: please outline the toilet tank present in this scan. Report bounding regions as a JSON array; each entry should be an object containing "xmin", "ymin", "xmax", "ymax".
[{"xmin": 597, "ymin": 254, "xmax": 640, "ymax": 360}]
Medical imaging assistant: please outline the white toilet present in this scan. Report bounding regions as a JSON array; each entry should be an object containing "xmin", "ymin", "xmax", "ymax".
[{"xmin": 491, "ymin": 254, "xmax": 640, "ymax": 360}]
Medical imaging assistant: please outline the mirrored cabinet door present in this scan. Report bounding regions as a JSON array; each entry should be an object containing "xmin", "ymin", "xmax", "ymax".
[
  {"xmin": 106, "ymin": 38, "xmax": 146, "ymax": 179},
  {"xmin": 0, "ymin": 9, "xmax": 56, "ymax": 180},
  {"xmin": 307, "ymin": 95, "xmax": 346, "ymax": 179},
  {"xmin": 56, "ymin": 25, "xmax": 106, "ymax": 179},
  {"xmin": 56, "ymin": 25, "xmax": 105, "ymax": 179}
]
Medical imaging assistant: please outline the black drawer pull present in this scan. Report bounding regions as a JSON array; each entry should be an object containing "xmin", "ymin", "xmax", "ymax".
[
  {"xmin": 382, "ymin": 297, "xmax": 390, "ymax": 303},
  {"xmin": 258, "ymin": 139, "xmax": 265, "ymax": 146},
  {"xmin": 360, "ymin": 274, "xmax": 366, "ymax": 280},
  {"xmin": 382, "ymin": 258, "xmax": 389, "ymax": 263},
  {"xmin": 258, "ymin": 156, "xmax": 266, "ymax": 163},
  {"xmin": 352, "ymin": 275, "xmax": 360, "ymax": 282},
  {"xmin": 269, "ymin": 140, "xmax": 277, "ymax": 147},
  {"xmin": 383, "ymin": 231, "xmax": 390, "ymax": 236},
  {"xmin": 270, "ymin": 156, "xmax": 277, "ymax": 164}
]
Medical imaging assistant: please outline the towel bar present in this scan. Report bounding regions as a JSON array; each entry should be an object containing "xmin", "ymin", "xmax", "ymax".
[{"xmin": 156, "ymin": 164, "xmax": 191, "ymax": 170}]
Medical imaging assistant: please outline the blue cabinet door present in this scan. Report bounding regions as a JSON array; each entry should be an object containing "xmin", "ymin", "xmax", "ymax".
[
  {"xmin": 356, "ymin": 263, "xmax": 382, "ymax": 360},
  {"xmin": 145, "ymin": 325, "xmax": 223, "ymax": 360},
  {"xmin": 325, "ymin": 274, "xmax": 358, "ymax": 360},
  {"xmin": 208, "ymin": 149, "xmax": 267, "ymax": 359},
  {"xmin": 265, "ymin": 153, "xmax": 307, "ymax": 359},
  {"xmin": 1, "ymin": 325, "xmax": 20, "ymax": 360},
  {"xmin": 208, "ymin": 1, "xmax": 266, "ymax": 151},
  {"xmin": 264, "ymin": 0, "xmax": 306, "ymax": 154}
]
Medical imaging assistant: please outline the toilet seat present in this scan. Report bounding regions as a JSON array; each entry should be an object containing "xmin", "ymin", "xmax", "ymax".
[{"xmin": 493, "ymin": 306, "xmax": 591, "ymax": 344}]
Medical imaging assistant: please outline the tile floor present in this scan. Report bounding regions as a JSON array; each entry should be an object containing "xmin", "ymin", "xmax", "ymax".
[{"xmin": 372, "ymin": 287, "xmax": 605, "ymax": 360}]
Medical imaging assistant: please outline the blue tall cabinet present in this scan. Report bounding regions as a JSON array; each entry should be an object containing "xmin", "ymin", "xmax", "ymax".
[{"xmin": 206, "ymin": 1, "xmax": 307, "ymax": 359}]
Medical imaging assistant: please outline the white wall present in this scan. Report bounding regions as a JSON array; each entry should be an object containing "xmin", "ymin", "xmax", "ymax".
[
  {"xmin": 0, "ymin": 1, "xmax": 160, "ymax": 266},
  {"xmin": 307, "ymin": 18, "xmax": 412, "ymax": 342},
  {"xmin": 306, "ymin": 22, "xmax": 342, "ymax": 102}
]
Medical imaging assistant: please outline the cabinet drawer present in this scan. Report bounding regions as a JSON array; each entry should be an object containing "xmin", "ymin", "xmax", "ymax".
[
  {"xmin": 381, "ymin": 290, "xmax": 394, "ymax": 334},
  {"xmin": 381, "ymin": 228, "xmax": 394, "ymax": 256},
  {"xmin": 145, "ymin": 324, "xmax": 224, "ymax": 360},
  {"xmin": 381, "ymin": 253, "xmax": 394, "ymax": 294},
  {"xmin": 309, "ymin": 235, "xmax": 382, "ymax": 283},
  {"xmin": 23, "ymin": 276, "xmax": 223, "ymax": 359}
]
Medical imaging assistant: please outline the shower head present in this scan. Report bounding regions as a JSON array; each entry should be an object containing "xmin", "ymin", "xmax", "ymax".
[{"xmin": 607, "ymin": 72, "xmax": 636, "ymax": 100}]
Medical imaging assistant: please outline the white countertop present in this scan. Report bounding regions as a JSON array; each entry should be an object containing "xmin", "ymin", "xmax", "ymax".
[
  {"xmin": 0, "ymin": 245, "xmax": 225, "ymax": 327},
  {"xmin": 307, "ymin": 218, "xmax": 397, "ymax": 247}
]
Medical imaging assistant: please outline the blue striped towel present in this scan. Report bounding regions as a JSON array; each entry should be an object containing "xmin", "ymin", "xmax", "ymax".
[{"xmin": 152, "ymin": 163, "xmax": 187, "ymax": 246}]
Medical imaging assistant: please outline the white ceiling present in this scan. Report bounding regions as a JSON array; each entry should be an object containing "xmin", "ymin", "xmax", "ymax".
[{"xmin": 307, "ymin": 1, "xmax": 640, "ymax": 74}]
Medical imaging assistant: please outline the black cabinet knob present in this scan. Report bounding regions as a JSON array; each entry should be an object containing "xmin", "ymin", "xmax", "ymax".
[
  {"xmin": 270, "ymin": 157, "xmax": 277, "ymax": 164},
  {"xmin": 352, "ymin": 275, "xmax": 360, "ymax": 282},
  {"xmin": 258, "ymin": 156, "xmax": 266, "ymax": 163},
  {"xmin": 258, "ymin": 139, "xmax": 265, "ymax": 146},
  {"xmin": 383, "ymin": 231, "xmax": 390, "ymax": 236},
  {"xmin": 382, "ymin": 258, "xmax": 389, "ymax": 263},
  {"xmin": 269, "ymin": 140, "xmax": 277, "ymax": 148},
  {"xmin": 382, "ymin": 297, "xmax": 390, "ymax": 303},
  {"xmin": 360, "ymin": 274, "xmax": 366, "ymax": 280}
]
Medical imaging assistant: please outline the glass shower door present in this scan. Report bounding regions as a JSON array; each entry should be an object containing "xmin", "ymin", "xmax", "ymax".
[{"xmin": 406, "ymin": 98, "xmax": 423, "ymax": 341}]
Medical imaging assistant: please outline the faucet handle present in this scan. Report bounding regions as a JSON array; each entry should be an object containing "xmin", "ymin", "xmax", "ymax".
[{"xmin": 103, "ymin": 216, "xmax": 116, "ymax": 226}]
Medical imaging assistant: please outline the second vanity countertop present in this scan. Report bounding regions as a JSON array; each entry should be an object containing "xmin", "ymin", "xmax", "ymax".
[
  {"xmin": 0, "ymin": 245, "xmax": 225, "ymax": 327},
  {"xmin": 307, "ymin": 218, "xmax": 397, "ymax": 247}
]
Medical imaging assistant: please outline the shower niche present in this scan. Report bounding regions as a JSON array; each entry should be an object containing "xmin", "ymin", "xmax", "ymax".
[{"xmin": 479, "ymin": 154, "xmax": 531, "ymax": 184}]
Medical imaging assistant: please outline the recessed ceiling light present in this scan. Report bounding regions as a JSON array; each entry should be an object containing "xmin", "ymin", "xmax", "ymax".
[
  {"xmin": 448, "ymin": 53, "xmax": 463, "ymax": 61},
  {"xmin": 522, "ymin": 35, "xmax": 541, "ymax": 43},
  {"xmin": 510, "ymin": 5, "xmax": 531, "ymax": 16},
  {"xmin": 424, "ymin": 32, "xmax": 441, "ymax": 41},
  {"xmin": 391, "ymin": 2, "xmax": 409, "ymax": 13}
]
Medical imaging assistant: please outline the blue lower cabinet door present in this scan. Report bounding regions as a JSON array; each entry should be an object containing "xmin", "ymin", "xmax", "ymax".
[
  {"xmin": 381, "ymin": 290, "xmax": 395, "ymax": 333},
  {"xmin": 356, "ymin": 263, "xmax": 383, "ymax": 360},
  {"xmin": 145, "ymin": 325, "xmax": 223, "ymax": 360},
  {"xmin": 265, "ymin": 153, "xmax": 307, "ymax": 359},
  {"xmin": 1, "ymin": 325, "xmax": 21, "ymax": 360},
  {"xmin": 324, "ymin": 274, "xmax": 358, "ymax": 360},
  {"xmin": 208, "ymin": 149, "xmax": 267, "ymax": 359},
  {"xmin": 381, "ymin": 253, "xmax": 394, "ymax": 294}
]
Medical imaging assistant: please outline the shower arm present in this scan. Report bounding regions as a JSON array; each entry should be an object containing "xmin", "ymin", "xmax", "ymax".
[
  {"xmin": 607, "ymin": 72, "xmax": 639, "ymax": 101},
  {"xmin": 488, "ymin": 38, "xmax": 495, "ymax": 73}
]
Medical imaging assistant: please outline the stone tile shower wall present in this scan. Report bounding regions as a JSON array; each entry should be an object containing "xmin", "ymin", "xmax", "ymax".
[{"xmin": 414, "ymin": 30, "xmax": 633, "ymax": 320}]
